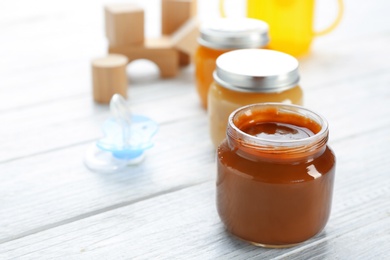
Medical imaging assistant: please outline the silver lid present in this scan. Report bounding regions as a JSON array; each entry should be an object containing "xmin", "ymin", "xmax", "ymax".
[
  {"xmin": 198, "ymin": 18, "xmax": 269, "ymax": 50},
  {"xmin": 214, "ymin": 49, "xmax": 300, "ymax": 93}
]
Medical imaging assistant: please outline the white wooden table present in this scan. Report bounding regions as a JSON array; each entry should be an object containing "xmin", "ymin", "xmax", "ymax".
[{"xmin": 1, "ymin": 0, "xmax": 390, "ymax": 259}]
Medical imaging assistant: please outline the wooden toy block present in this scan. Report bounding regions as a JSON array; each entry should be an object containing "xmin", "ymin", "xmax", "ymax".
[
  {"xmin": 171, "ymin": 17, "xmax": 199, "ymax": 58},
  {"xmin": 92, "ymin": 54, "xmax": 128, "ymax": 104},
  {"xmin": 178, "ymin": 51, "xmax": 190, "ymax": 66},
  {"xmin": 109, "ymin": 37, "xmax": 179, "ymax": 78},
  {"xmin": 161, "ymin": 0, "xmax": 197, "ymax": 35},
  {"xmin": 162, "ymin": 0, "xmax": 197, "ymax": 66},
  {"xmin": 105, "ymin": 4, "xmax": 144, "ymax": 47}
]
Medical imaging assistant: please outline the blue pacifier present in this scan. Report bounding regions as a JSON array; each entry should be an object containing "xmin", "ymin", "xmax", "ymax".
[{"xmin": 85, "ymin": 94, "xmax": 158, "ymax": 173}]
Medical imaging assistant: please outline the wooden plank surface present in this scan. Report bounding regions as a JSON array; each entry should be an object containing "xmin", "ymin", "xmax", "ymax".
[{"xmin": 1, "ymin": 0, "xmax": 390, "ymax": 259}]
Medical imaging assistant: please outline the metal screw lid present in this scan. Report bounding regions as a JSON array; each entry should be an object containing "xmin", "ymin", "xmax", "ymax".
[
  {"xmin": 214, "ymin": 49, "xmax": 300, "ymax": 93},
  {"xmin": 198, "ymin": 18, "xmax": 269, "ymax": 50}
]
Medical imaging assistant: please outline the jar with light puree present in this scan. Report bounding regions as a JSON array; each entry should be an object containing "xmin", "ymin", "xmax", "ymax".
[
  {"xmin": 195, "ymin": 18, "xmax": 269, "ymax": 108},
  {"xmin": 208, "ymin": 49, "xmax": 303, "ymax": 147},
  {"xmin": 217, "ymin": 103, "xmax": 336, "ymax": 248}
]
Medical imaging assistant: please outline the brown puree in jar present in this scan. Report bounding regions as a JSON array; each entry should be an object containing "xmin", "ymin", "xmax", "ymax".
[{"xmin": 217, "ymin": 105, "xmax": 335, "ymax": 247}]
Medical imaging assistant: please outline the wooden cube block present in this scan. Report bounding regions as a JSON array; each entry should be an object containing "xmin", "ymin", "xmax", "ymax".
[
  {"xmin": 105, "ymin": 4, "xmax": 144, "ymax": 47},
  {"xmin": 162, "ymin": 0, "xmax": 197, "ymax": 66},
  {"xmin": 171, "ymin": 18, "xmax": 199, "ymax": 58},
  {"xmin": 109, "ymin": 38, "xmax": 179, "ymax": 78},
  {"xmin": 92, "ymin": 54, "xmax": 129, "ymax": 104},
  {"xmin": 161, "ymin": 0, "xmax": 197, "ymax": 35},
  {"xmin": 178, "ymin": 51, "xmax": 190, "ymax": 66}
]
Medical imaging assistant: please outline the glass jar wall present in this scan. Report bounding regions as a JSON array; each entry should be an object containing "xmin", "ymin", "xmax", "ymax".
[{"xmin": 217, "ymin": 103, "xmax": 336, "ymax": 248}]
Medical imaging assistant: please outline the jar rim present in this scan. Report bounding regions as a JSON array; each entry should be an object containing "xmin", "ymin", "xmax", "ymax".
[{"xmin": 227, "ymin": 103, "xmax": 329, "ymax": 149}]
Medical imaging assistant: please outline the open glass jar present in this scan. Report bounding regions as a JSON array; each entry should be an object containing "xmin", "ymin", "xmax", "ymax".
[
  {"xmin": 195, "ymin": 18, "xmax": 269, "ymax": 108},
  {"xmin": 208, "ymin": 49, "xmax": 303, "ymax": 147},
  {"xmin": 217, "ymin": 103, "xmax": 336, "ymax": 248}
]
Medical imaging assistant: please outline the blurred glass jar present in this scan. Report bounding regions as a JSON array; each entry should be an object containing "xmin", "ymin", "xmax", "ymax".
[
  {"xmin": 194, "ymin": 18, "xmax": 269, "ymax": 109},
  {"xmin": 208, "ymin": 49, "xmax": 303, "ymax": 147}
]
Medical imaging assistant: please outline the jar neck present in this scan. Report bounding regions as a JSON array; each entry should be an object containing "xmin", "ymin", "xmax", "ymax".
[{"xmin": 226, "ymin": 103, "xmax": 329, "ymax": 163}]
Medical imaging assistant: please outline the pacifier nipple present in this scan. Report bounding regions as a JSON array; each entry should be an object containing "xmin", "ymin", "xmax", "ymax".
[{"xmin": 84, "ymin": 94, "xmax": 158, "ymax": 173}]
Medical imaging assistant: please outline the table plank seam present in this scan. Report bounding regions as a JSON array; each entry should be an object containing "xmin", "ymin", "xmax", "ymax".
[{"xmin": 0, "ymin": 179, "xmax": 210, "ymax": 246}]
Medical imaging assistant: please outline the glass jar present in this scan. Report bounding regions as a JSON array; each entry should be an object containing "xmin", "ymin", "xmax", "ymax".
[
  {"xmin": 217, "ymin": 103, "xmax": 336, "ymax": 248},
  {"xmin": 208, "ymin": 49, "xmax": 303, "ymax": 147},
  {"xmin": 195, "ymin": 18, "xmax": 269, "ymax": 108}
]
